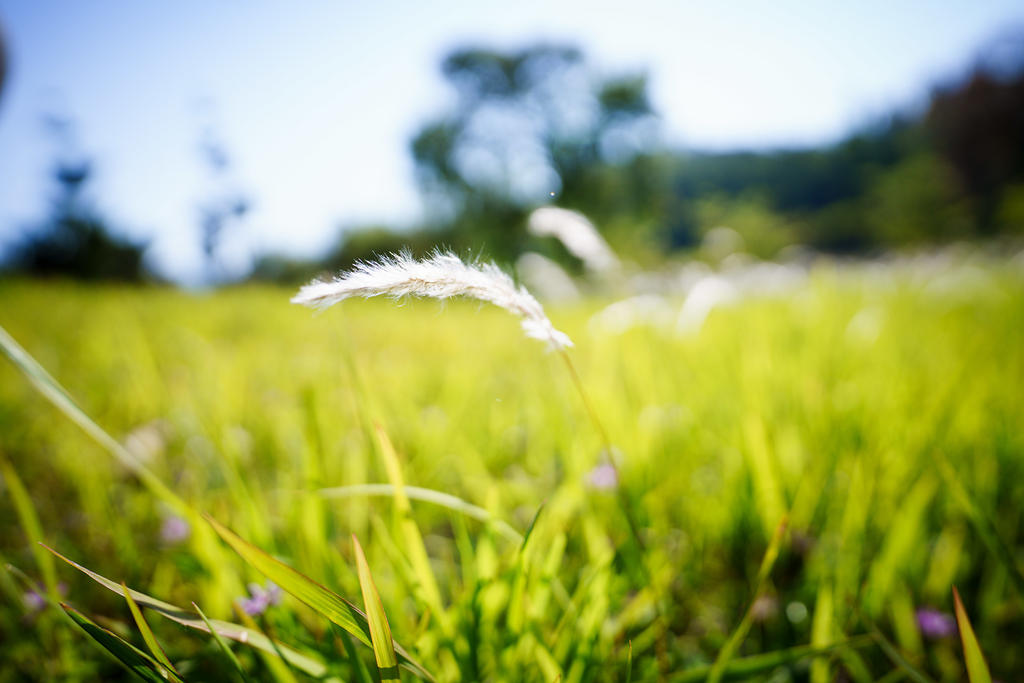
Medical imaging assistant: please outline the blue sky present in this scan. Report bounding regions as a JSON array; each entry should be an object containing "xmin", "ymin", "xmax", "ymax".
[{"xmin": 0, "ymin": 1, "xmax": 1021, "ymax": 282}]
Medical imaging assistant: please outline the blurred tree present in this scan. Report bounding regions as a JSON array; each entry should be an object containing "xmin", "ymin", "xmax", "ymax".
[
  {"xmin": 410, "ymin": 43, "xmax": 662, "ymax": 261},
  {"xmin": 693, "ymin": 194, "xmax": 798, "ymax": 259},
  {"xmin": 994, "ymin": 182, "xmax": 1024, "ymax": 234},
  {"xmin": 7, "ymin": 119, "xmax": 148, "ymax": 281},
  {"xmin": 670, "ymin": 118, "xmax": 921, "ymax": 253},
  {"xmin": 862, "ymin": 153, "xmax": 972, "ymax": 245},
  {"xmin": 259, "ymin": 30, "xmax": 1024, "ymax": 285},
  {"xmin": 248, "ymin": 253, "xmax": 321, "ymax": 284},
  {"xmin": 927, "ymin": 66, "xmax": 1024, "ymax": 231},
  {"xmin": 195, "ymin": 127, "xmax": 250, "ymax": 281}
]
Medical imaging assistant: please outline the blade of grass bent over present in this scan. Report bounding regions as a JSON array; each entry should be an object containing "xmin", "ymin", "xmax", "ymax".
[
  {"xmin": 0, "ymin": 326, "xmax": 240, "ymax": 618},
  {"xmin": 315, "ymin": 483, "xmax": 523, "ymax": 543},
  {"xmin": 41, "ymin": 544, "xmax": 328, "ymax": 678},
  {"xmin": 353, "ymin": 535, "xmax": 399, "ymax": 683},
  {"xmin": 62, "ymin": 603, "xmax": 181, "ymax": 683},
  {"xmin": 0, "ymin": 325, "xmax": 189, "ymax": 518},
  {"xmin": 121, "ymin": 580, "xmax": 178, "ymax": 675},
  {"xmin": 206, "ymin": 517, "xmax": 365, "ymax": 636},
  {"xmin": 953, "ymin": 586, "xmax": 993, "ymax": 683},
  {"xmin": 204, "ymin": 515, "xmax": 434, "ymax": 681}
]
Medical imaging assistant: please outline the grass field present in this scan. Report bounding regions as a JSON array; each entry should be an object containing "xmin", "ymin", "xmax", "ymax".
[{"xmin": 1, "ymin": 254, "xmax": 1023, "ymax": 681}]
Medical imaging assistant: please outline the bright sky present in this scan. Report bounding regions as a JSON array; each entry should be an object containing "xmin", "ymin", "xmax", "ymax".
[{"xmin": 0, "ymin": 1, "xmax": 1021, "ymax": 282}]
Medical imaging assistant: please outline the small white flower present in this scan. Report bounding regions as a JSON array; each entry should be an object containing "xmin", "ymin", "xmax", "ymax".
[{"xmin": 515, "ymin": 252, "xmax": 580, "ymax": 302}]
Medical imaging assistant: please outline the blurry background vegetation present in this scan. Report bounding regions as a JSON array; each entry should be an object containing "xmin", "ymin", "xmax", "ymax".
[{"xmin": 2, "ymin": 31, "xmax": 1024, "ymax": 283}]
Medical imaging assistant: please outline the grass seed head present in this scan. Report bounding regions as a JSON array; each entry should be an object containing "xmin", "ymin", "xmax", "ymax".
[
  {"xmin": 528, "ymin": 207, "xmax": 619, "ymax": 273},
  {"xmin": 291, "ymin": 249, "xmax": 573, "ymax": 350}
]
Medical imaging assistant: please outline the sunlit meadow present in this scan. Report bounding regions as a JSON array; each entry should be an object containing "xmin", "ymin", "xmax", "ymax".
[{"xmin": 1, "ymin": 251, "xmax": 1023, "ymax": 681}]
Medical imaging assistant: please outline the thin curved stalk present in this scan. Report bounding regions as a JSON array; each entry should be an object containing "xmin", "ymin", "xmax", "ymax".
[{"xmin": 313, "ymin": 484, "xmax": 523, "ymax": 544}]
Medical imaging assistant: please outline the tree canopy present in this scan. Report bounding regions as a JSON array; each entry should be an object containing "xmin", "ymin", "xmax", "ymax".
[{"xmin": 408, "ymin": 43, "xmax": 662, "ymax": 262}]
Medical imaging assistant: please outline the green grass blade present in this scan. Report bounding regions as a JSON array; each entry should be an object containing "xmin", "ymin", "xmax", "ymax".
[
  {"xmin": 5, "ymin": 562, "xmax": 62, "ymax": 614},
  {"xmin": 315, "ymin": 483, "xmax": 523, "ymax": 543},
  {"xmin": 507, "ymin": 501, "xmax": 546, "ymax": 633},
  {"xmin": 62, "ymin": 603, "xmax": 179, "ymax": 683},
  {"xmin": 520, "ymin": 501, "xmax": 546, "ymax": 554},
  {"xmin": 2, "ymin": 461, "xmax": 77, "ymax": 668},
  {"xmin": 0, "ymin": 326, "xmax": 239, "ymax": 612},
  {"xmin": 353, "ymin": 534, "xmax": 399, "ymax": 683},
  {"xmin": 40, "ymin": 544, "xmax": 328, "ymax": 678},
  {"xmin": 0, "ymin": 459, "xmax": 60, "ymax": 603},
  {"xmin": 625, "ymin": 641, "xmax": 632, "ymax": 683},
  {"xmin": 204, "ymin": 516, "xmax": 368, "ymax": 638},
  {"xmin": 937, "ymin": 459, "xmax": 1024, "ymax": 595},
  {"xmin": 206, "ymin": 515, "xmax": 367, "ymax": 637},
  {"xmin": 0, "ymin": 325, "xmax": 190, "ymax": 518},
  {"xmin": 194, "ymin": 602, "xmax": 251, "ymax": 683},
  {"xmin": 890, "ymin": 583, "xmax": 923, "ymax": 659},
  {"xmin": 122, "ymin": 580, "xmax": 178, "ymax": 676},
  {"xmin": 375, "ymin": 424, "xmax": 451, "ymax": 634},
  {"xmin": 809, "ymin": 581, "xmax": 834, "ymax": 683},
  {"xmin": 706, "ymin": 515, "xmax": 788, "ymax": 683},
  {"xmin": 865, "ymin": 619, "xmax": 935, "ymax": 683},
  {"xmin": 0, "ymin": 556, "xmax": 29, "ymax": 610},
  {"xmin": 953, "ymin": 587, "xmax": 993, "ymax": 683},
  {"xmin": 205, "ymin": 515, "xmax": 434, "ymax": 681}
]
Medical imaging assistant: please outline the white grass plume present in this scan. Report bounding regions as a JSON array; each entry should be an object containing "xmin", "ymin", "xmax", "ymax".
[
  {"xmin": 291, "ymin": 250, "xmax": 573, "ymax": 350},
  {"xmin": 528, "ymin": 207, "xmax": 619, "ymax": 273},
  {"xmin": 515, "ymin": 252, "xmax": 580, "ymax": 302}
]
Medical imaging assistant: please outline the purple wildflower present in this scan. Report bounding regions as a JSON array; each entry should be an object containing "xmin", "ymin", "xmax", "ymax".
[
  {"xmin": 237, "ymin": 581, "xmax": 283, "ymax": 616},
  {"xmin": 160, "ymin": 515, "xmax": 191, "ymax": 545},
  {"xmin": 916, "ymin": 608, "xmax": 956, "ymax": 639},
  {"xmin": 586, "ymin": 463, "xmax": 619, "ymax": 490},
  {"xmin": 22, "ymin": 590, "xmax": 46, "ymax": 613},
  {"xmin": 22, "ymin": 582, "xmax": 67, "ymax": 614},
  {"xmin": 263, "ymin": 581, "xmax": 283, "ymax": 605}
]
